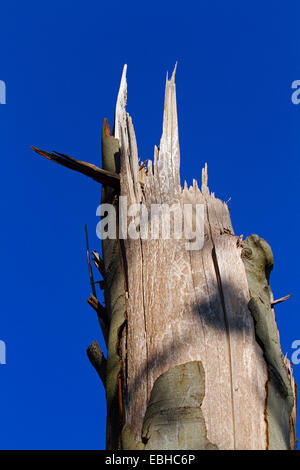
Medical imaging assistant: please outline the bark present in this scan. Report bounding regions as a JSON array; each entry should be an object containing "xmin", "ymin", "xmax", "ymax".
[{"xmin": 32, "ymin": 65, "xmax": 297, "ymax": 450}]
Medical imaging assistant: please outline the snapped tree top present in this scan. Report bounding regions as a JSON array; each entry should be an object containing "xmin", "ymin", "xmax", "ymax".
[{"xmin": 32, "ymin": 65, "xmax": 297, "ymax": 451}]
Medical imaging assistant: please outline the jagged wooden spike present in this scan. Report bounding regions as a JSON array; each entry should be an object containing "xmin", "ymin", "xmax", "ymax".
[{"xmin": 31, "ymin": 146, "xmax": 120, "ymax": 188}]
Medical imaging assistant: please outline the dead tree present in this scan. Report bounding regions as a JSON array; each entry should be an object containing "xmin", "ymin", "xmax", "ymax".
[{"xmin": 32, "ymin": 65, "xmax": 297, "ymax": 450}]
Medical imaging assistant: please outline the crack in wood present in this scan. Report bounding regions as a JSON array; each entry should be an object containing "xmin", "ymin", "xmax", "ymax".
[{"xmin": 206, "ymin": 206, "xmax": 237, "ymax": 449}]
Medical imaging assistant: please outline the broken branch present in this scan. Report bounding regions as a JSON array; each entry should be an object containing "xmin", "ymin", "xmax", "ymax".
[
  {"xmin": 87, "ymin": 295, "xmax": 109, "ymax": 344},
  {"xmin": 92, "ymin": 250, "xmax": 105, "ymax": 277},
  {"xmin": 87, "ymin": 294, "xmax": 107, "ymax": 319},
  {"xmin": 271, "ymin": 294, "xmax": 292, "ymax": 307},
  {"xmin": 31, "ymin": 146, "xmax": 120, "ymax": 189},
  {"xmin": 86, "ymin": 340, "xmax": 107, "ymax": 386}
]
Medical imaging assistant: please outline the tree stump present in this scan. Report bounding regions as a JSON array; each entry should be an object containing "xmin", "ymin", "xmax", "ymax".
[{"xmin": 33, "ymin": 65, "xmax": 297, "ymax": 450}]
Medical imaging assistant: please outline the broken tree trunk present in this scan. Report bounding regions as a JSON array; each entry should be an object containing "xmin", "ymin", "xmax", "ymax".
[{"xmin": 33, "ymin": 65, "xmax": 297, "ymax": 450}]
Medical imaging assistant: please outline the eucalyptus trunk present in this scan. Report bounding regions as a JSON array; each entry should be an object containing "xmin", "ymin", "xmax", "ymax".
[{"xmin": 33, "ymin": 65, "xmax": 297, "ymax": 450}]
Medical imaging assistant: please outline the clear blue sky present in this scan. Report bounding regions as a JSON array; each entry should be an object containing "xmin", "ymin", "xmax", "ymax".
[{"xmin": 0, "ymin": 0, "xmax": 299, "ymax": 450}]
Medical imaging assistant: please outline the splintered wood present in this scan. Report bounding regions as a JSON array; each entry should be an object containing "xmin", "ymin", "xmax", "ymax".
[{"xmin": 115, "ymin": 65, "xmax": 268, "ymax": 449}]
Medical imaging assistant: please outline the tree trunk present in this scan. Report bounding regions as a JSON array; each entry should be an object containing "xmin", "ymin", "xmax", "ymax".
[{"xmin": 33, "ymin": 65, "xmax": 297, "ymax": 450}]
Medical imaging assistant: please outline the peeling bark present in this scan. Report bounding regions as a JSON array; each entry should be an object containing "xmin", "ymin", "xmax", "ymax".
[
  {"xmin": 241, "ymin": 235, "xmax": 297, "ymax": 449},
  {"xmin": 122, "ymin": 362, "xmax": 217, "ymax": 450}
]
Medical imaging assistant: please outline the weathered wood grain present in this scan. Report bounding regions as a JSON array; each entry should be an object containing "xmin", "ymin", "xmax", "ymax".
[{"xmin": 111, "ymin": 65, "xmax": 295, "ymax": 449}]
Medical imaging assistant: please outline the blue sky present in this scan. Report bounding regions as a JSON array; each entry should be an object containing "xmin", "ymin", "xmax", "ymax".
[{"xmin": 0, "ymin": 0, "xmax": 299, "ymax": 450}]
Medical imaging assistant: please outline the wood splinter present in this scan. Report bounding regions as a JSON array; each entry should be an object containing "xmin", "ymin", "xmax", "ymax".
[
  {"xmin": 86, "ymin": 340, "xmax": 107, "ymax": 386},
  {"xmin": 139, "ymin": 159, "xmax": 150, "ymax": 171},
  {"xmin": 87, "ymin": 295, "xmax": 109, "ymax": 345},
  {"xmin": 85, "ymin": 224, "xmax": 97, "ymax": 298},
  {"xmin": 271, "ymin": 294, "xmax": 292, "ymax": 307},
  {"xmin": 92, "ymin": 251, "xmax": 105, "ymax": 277},
  {"xmin": 87, "ymin": 295, "xmax": 107, "ymax": 319}
]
